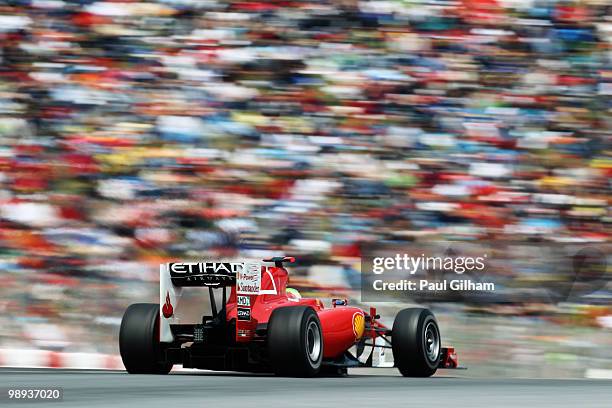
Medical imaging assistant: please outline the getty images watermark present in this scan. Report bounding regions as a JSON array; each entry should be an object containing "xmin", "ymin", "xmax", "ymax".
[
  {"xmin": 370, "ymin": 252, "xmax": 493, "ymax": 292},
  {"xmin": 361, "ymin": 241, "xmax": 609, "ymax": 303}
]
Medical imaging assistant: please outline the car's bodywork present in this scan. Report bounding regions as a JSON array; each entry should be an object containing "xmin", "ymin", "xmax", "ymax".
[{"xmin": 155, "ymin": 257, "xmax": 459, "ymax": 373}]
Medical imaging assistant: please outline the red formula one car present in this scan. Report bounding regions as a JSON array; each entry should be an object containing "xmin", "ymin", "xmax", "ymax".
[{"xmin": 119, "ymin": 257, "xmax": 459, "ymax": 377}]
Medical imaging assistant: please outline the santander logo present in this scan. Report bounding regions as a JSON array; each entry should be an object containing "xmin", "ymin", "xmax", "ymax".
[{"xmin": 162, "ymin": 292, "xmax": 174, "ymax": 318}]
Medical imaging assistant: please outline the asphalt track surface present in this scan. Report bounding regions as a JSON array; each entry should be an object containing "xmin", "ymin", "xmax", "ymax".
[{"xmin": 2, "ymin": 368, "xmax": 611, "ymax": 408}]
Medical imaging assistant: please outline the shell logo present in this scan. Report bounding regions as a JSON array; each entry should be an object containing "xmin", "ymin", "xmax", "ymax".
[{"xmin": 352, "ymin": 312, "xmax": 365, "ymax": 340}]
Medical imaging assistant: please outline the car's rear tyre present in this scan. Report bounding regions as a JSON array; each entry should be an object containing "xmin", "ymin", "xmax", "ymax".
[
  {"xmin": 392, "ymin": 308, "xmax": 440, "ymax": 377},
  {"xmin": 267, "ymin": 306, "xmax": 323, "ymax": 377},
  {"xmin": 119, "ymin": 303, "xmax": 173, "ymax": 374}
]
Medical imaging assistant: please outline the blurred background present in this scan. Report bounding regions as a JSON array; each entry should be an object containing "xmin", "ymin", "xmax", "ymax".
[{"xmin": 0, "ymin": 0, "xmax": 610, "ymax": 377}]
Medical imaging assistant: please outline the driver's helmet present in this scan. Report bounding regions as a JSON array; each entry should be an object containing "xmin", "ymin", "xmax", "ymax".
[{"xmin": 286, "ymin": 287, "xmax": 302, "ymax": 300}]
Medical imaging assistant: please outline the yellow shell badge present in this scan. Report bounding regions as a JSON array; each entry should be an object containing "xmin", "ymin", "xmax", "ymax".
[{"xmin": 353, "ymin": 312, "xmax": 365, "ymax": 340}]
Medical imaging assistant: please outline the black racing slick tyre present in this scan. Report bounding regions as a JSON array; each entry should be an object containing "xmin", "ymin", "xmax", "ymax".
[
  {"xmin": 392, "ymin": 308, "xmax": 440, "ymax": 377},
  {"xmin": 119, "ymin": 303, "xmax": 173, "ymax": 374},
  {"xmin": 267, "ymin": 306, "xmax": 323, "ymax": 377}
]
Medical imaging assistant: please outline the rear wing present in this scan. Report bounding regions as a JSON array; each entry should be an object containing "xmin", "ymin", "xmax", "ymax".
[{"xmin": 159, "ymin": 258, "xmax": 293, "ymax": 343}]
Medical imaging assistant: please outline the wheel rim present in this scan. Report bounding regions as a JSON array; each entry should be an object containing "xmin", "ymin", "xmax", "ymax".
[
  {"xmin": 306, "ymin": 320, "xmax": 321, "ymax": 363},
  {"xmin": 424, "ymin": 321, "xmax": 440, "ymax": 362}
]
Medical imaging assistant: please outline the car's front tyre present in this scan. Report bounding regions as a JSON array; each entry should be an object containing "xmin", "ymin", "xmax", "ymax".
[
  {"xmin": 392, "ymin": 308, "xmax": 440, "ymax": 377},
  {"xmin": 119, "ymin": 303, "xmax": 173, "ymax": 374}
]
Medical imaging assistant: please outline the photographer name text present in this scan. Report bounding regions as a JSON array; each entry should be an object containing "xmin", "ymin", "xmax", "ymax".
[{"xmin": 372, "ymin": 279, "xmax": 495, "ymax": 292}]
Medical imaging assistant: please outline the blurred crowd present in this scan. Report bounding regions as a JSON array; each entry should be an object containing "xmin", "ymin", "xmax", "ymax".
[{"xmin": 0, "ymin": 0, "xmax": 610, "ymax": 367}]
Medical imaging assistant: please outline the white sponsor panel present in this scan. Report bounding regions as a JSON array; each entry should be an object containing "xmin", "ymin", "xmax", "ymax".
[
  {"xmin": 237, "ymin": 262, "xmax": 262, "ymax": 295},
  {"xmin": 237, "ymin": 295, "xmax": 250, "ymax": 306}
]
